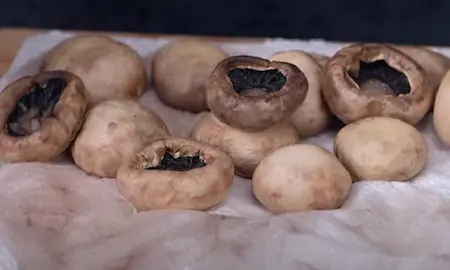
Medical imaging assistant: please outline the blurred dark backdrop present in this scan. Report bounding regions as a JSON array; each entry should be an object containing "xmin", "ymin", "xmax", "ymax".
[{"xmin": 0, "ymin": 0, "xmax": 448, "ymax": 46}]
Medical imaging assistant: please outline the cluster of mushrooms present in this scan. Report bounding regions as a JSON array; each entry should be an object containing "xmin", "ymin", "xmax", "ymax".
[{"xmin": 1, "ymin": 34, "xmax": 450, "ymax": 215}]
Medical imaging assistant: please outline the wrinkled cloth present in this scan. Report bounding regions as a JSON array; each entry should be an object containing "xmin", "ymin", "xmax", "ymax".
[{"xmin": 0, "ymin": 31, "xmax": 450, "ymax": 270}]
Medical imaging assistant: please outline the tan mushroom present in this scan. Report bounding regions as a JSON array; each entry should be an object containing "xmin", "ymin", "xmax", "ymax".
[
  {"xmin": 151, "ymin": 38, "xmax": 228, "ymax": 112},
  {"xmin": 190, "ymin": 112, "xmax": 299, "ymax": 178},
  {"xmin": 334, "ymin": 116, "xmax": 428, "ymax": 182},
  {"xmin": 270, "ymin": 50, "xmax": 331, "ymax": 137},
  {"xmin": 253, "ymin": 144, "xmax": 352, "ymax": 214},
  {"xmin": 41, "ymin": 34, "xmax": 147, "ymax": 106},
  {"xmin": 0, "ymin": 71, "xmax": 87, "ymax": 162},
  {"xmin": 116, "ymin": 137, "xmax": 234, "ymax": 211},
  {"xmin": 433, "ymin": 70, "xmax": 450, "ymax": 146},
  {"xmin": 72, "ymin": 99, "xmax": 169, "ymax": 178}
]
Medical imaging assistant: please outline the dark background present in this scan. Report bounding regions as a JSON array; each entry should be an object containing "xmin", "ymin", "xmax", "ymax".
[{"xmin": 0, "ymin": 0, "xmax": 448, "ymax": 46}]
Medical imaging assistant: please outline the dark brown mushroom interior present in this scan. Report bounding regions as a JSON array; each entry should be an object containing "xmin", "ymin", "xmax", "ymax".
[
  {"xmin": 144, "ymin": 148, "xmax": 207, "ymax": 171},
  {"xmin": 348, "ymin": 60, "xmax": 410, "ymax": 96},
  {"xmin": 5, "ymin": 77, "xmax": 67, "ymax": 136},
  {"xmin": 227, "ymin": 68, "xmax": 287, "ymax": 97}
]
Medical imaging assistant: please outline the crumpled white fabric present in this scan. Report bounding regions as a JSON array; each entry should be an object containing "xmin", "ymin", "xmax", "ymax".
[{"xmin": 1, "ymin": 31, "xmax": 450, "ymax": 270}]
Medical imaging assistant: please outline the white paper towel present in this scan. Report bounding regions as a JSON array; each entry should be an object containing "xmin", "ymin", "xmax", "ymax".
[{"xmin": 0, "ymin": 31, "xmax": 450, "ymax": 270}]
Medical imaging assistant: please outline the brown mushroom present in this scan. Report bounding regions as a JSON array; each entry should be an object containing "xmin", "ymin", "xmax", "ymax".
[
  {"xmin": 334, "ymin": 116, "xmax": 428, "ymax": 182},
  {"xmin": 253, "ymin": 144, "xmax": 352, "ymax": 214},
  {"xmin": 0, "ymin": 71, "xmax": 88, "ymax": 162},
  {"xmin": 116, "ymin": 137, "xmax": 234, "ymax": 211},
  {"xmin": 190, "ymin": 112, "xmax": 299, "ymax": 178},
  {"xmin": 322, "ymin": 43, "xmax": 433, "ymax": 125},
  {"xmin": 206, "ymin": 55, "xmax": 308, "ymax": 131},
  {"xmin": 151, "ymin": 38, "xmax": 228, "ymax": 112},
  {"xmin": 71, "ymin": 99, "xmax": 169, "ymax": 178},
  {"xmin": 270, "ymin": 50, "xmax": 331, "ymax": 137},
  {"xmin": 41, "ymin": 34, "xmax": 147, "ymax": 106}
]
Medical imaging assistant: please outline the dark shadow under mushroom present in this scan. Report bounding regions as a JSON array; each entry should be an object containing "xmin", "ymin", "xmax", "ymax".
[
  {"xmin": 5, "ymin": 77, "xmax": 67, "ymax": 137},
  {"xmin": 348, "ymin": 60, "xmax": 411, "ymax": 96},
  {"xmin": 227, "ymin": 68, "xmax": 287, "ymax": 97},
  {"xmin": 146, "ymin": 151, "xmax": 207, "ymax": 171}
]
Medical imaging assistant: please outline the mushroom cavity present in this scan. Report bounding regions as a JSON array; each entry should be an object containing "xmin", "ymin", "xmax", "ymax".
[
  {"xmin": 151, "ymin": 39, "xmax": 228, "ymax": 112},
  {"xmin": 145, "ymin": 150, "xmax": 206, "ymax": 171},
  {"xmin": 71, "ymin": 99, "xmax": 169, "ymax": 178},
  {"xmin": 0, "ymin": 71, "xmax": 88, "ymax": 163},
  {"xmin": 334, "ymin": 116, "xmax": 428, "ymax": 182},
  {"xmin": 270, "ymin": 50, "xmax": 331, "ymax": 137},
  {"xmin": 190, "ymin": 112, "xmax": 299, "ymax": 178},
  {"xmin": 6, "ymin": 77, "xmax": 67, "ymax": 136},
  {"xmin": 322, "ymin": 43, "xmax": 433, "ymax": 125},
  {"xmin": 227, "ymin": 68, "xmax": 286, "ymax": 96},
  {"xmin": 116, "ymin": 137, "xmax": 234, "ymax": 211},
  {"xmin": 253, "ymin": 144, "xmax": 352, "ymax": 214},
  {"xmin": 207, "ymin": 55, "xmax": 308, "ymax": 131},
  {"xmin": 41, "ymin": 34, "xmax": 147, "ymax": 106}
]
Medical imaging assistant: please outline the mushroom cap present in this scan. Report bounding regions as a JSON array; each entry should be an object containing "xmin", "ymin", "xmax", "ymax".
[
  {"xmin": 334, "ymin": 116, "xmax": 428, "ymax": 182},
  {"xmin": 206, "ymin": 55, "xmax": 308, "ymax": 131},
  {"xmin": 41, "ymin": 34, "xmax": 147, "ymax": 106},
  {"xmin": 395, "ymin": 45, "xmax": 450, "ymax": 93},
  {"xmin": 151, "ymin": 38, "xmax": 228, "ymax": 112},
  {"xmin": 190, "ymin": 112, "xmax": 299, "ymax": 178},
  {"xmin": 308, "ymin": 52, "xmax": 330, "ymax": 67},
  {"xmin": 0, "ymin": 71, "xmax": 88, "ymax": 162},
  {"xmin": 116, "ymin": 137, "xmax": 235, "ymax": 211},
  {"xmin": 322, "ymin": 43, "xmax": 433, "ymax": 125},
  {"xmin": 270, "ymin": 50, "xmax": 330, "ymax": 137},
  {"xmin": 71, "ymin": 99, "xmax": 169, "ymax": 178},
  {"xmin": 252, "ymin": 144, "xmax": 352, "ymax": 214},
  {"xmin": 433, "ymin": 70, "xmax": 450, "ymax": 146}
]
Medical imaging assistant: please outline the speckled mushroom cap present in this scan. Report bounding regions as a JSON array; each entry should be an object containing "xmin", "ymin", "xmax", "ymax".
[
  {"xmin": 322, "ymin": 43, "xmax": 433, "ymax": 125},
  {"xmin": 116, "ymin": 137, "xmax": 235, "ymax": 211},
  {"xmin": 206, "ymin": 55, "xmax": 308, "ymax": 131},
  {"xmin": 0, "ymin": 71, "xmax": 87, "ymax": 162}
]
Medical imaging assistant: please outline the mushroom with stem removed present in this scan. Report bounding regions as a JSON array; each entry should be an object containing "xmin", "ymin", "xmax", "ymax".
[
  {"xmin": 206, "ymin": 55, "xmax": 308, "ymax": 131},
  {"xmin": 322, "ymin": 43, "xmax": 434, "ymax": 125},
  {"xmin": 0, "ymin": 71, "xmax": 88, "ymax": 163},
  {"xmin": 116, "ymin": 137, "xmax": 235, "ymax": 211}
]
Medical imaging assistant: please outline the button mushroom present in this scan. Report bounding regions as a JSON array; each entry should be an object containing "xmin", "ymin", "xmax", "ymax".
[
  {"xmin": 0, "ymin": 71, "xmax": 87, "ymax": 163},
  {"xmin": 322, "ymin": 43, "xmax": 434, "ymax": 125},
  {"xmin": 270, "ymin": 50, "xmax": 331, "ymax": 137},
  {"xmin": 116, "ymin": 137, "xmax": 234, "ymax": 211},
  {"xmin": 71, "ymin": 99, "xmax": 169, "ymax": 178},
  {"xmin": 253, "ymin": 144, "xmax": 352, "ymax": 214},
  {"xmin": 40, "ymin": 34, "xmax": 147, "ymax": 106},
  {"xmin": 334, "ymin": 116, "xmax": 428, "ymax": 182},
  {"xmin": 207, "ymin": 55, "xmax": 308, "ymax": 131},
  {"xmin": 151, "ymin": 39, "xmax": 228, "ymax": 112},
  {"xmin": 308, "ymin": 52, "xmax": 330, "ymax": 68},
  {"xmin": 433, "ymin": 70, "xmax": 450, "ymax": 146},
  {"xmin": 190, "ymin": 112, "xmax": 299, "ymax": 178}
]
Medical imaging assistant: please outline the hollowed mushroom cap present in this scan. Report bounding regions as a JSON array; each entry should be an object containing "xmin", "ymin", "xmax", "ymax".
[
  {"xmin": 206, "ymin": 55, "xmax": 308, "ymax": 131},
  {"xmin": 0, "ymin": 71, "xmax": 88, "ymax": 162},
  {"xmin": 322, "ymin": 43, "xmax": 433, "ymax": 125},
  {"xmin": 116, "ymin": 137, "xmax": 235, "ymax": 211}
]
